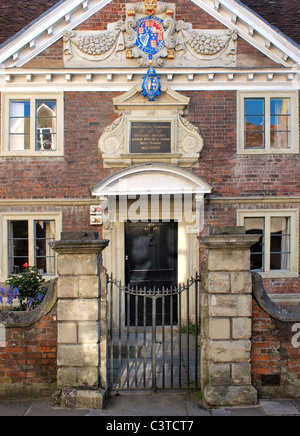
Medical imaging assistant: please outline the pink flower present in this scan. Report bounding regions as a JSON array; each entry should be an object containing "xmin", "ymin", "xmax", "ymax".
[{"xmin": 23, "ymin": 262, "xmax": 29, "ymax": 268}]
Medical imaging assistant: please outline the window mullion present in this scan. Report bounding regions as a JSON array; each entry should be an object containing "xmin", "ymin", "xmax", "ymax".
[
  {"xmin": 28, "ymin": 218, "xmax": 35, "ymax": 267},
  {"xmin": 241, "ymin": 97, "xmax": 246, "ymax": 149},
  {"xmin": 30, "ymin": 99, "xmax": 35, "ymax": 151},
  {"xmin": 265, "ymin": 96, "xmax": 271, "ymax": 150},
  {"xmin": 264, "ymin": 215, "xmax": 271, "ymax": 272},
  {"xmin": 3, "ymin": 219, "xmax": 8, "ymax": 277}
]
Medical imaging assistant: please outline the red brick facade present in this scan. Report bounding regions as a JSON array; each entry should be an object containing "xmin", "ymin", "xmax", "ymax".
[
  {"xmin": 0, "ymin": 90, "xmax": 299, "ymax": 200},
  {"xmin": 0, "ymin": 89, "xmax": 298, "ymax": 293},
  {"xmin": 252, "ymin": 300, "xmax": 300, "ymax": 398},
  {"xmin": 0, "ymin": 308, "xmax": 57, "ymax": 396}
]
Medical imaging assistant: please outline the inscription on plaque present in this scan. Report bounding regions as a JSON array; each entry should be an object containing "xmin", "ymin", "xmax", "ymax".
[{"xmin": 130, "ymin": 122, "xmax": 171, "ymax": 153}]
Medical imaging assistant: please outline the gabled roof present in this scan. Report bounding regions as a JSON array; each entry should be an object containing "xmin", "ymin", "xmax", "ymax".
[
  {"xmin": 240, "ymin": 0, "xmax": 300, "ymax": 46},
  {"xmin": 0, "ymin": 0, "xmax": 299, "ymax": 47},
  {"xmin": 0, "ymin": 0, "xmax": 299, "ymax": 68},
  {"xmin": 0, "ymin": 0, "xmax": 63, "ymax": 47}
]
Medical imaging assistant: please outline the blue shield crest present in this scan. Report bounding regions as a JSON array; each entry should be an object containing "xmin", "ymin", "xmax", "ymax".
[{"xmin": 142, "ymin": 67, "xmax": 161, "ymax": 101}]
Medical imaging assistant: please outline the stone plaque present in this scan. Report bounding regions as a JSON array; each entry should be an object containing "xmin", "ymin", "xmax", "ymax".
[{"xmin": 130, "ymin": 122, "xmax": 171, "ymax": 153}]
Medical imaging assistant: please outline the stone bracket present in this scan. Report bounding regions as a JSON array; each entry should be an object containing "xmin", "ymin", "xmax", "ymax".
[{"xmin": 252, "ymin": 272, "xmax": 300, "ymax": 323}]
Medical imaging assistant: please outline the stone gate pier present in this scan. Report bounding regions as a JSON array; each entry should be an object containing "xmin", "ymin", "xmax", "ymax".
[
  {"xmin": 199, "ymin": 227, "xmax": 260, "ymax": 407},
  {"xmin": 50, "ymin": 227, "xmax": 262, "ymax": 408},
  {"xmin": 51, "ymin": 232, "xmax": 109, "ymax": 408}
]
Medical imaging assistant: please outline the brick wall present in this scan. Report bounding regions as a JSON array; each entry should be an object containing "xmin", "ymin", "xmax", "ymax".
[
  {"xmin": 75, "ymin": 0, "xmax": 225, "ymax": 31},
  {"xmin": 0, "ymin": 89, "xmax": 299, "ymax": 293},
  {"xmin": 0, "ymin": 90, "xmax": 299, "ymax": 200},
  {"xmin": 185, "ymin": 90, "xmax": 300, "ymax": 198},
  {"xmin": 252, "ymin": 299, "xmax": 300, "ymax": 398},
  {"xmin": 0, "ymin": 307, "xmax": 57, "ymax": 397},
  {"xmin": 0, "ymin": 91, "xmax": 119, "ymax": 200}
]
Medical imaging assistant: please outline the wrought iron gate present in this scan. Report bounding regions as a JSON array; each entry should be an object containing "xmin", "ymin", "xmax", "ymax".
[{"xmin": 107, "ymin": 273, "xmax": 201, "ymax": 392}]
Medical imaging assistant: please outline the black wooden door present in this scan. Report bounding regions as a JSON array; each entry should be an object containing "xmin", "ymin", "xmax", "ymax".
[{"xmin": 125, "ymin": 221, "xmax": 178, "ymax": 326}]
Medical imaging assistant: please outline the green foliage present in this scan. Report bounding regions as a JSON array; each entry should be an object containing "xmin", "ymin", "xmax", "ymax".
[
  {"xmin": 196, "ymin": 390, "xmax": 203, "ymax": 400},
  {"xmin": 180, "ymin": 322, "xmax": 201, "ymax": 335},
  {"xmin": 5, "ymin": 265, "xmax": 48, "ymax": 310}
]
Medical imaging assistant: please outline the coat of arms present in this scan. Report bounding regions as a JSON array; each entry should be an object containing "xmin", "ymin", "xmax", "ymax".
[
  {"xmin": 141, "ymin": 67, "xmax": 162, "ymax": 100},
  {"xmin": 124, "ymin": 0, "xmax": 175, "ymax": 66},
  {"xmin": 63, "ymin": 0, "xmax": 238, "ymax": 68},
  {"xmin": 135, "ymin": 16, "xmax": 165, "ymax": 63}
]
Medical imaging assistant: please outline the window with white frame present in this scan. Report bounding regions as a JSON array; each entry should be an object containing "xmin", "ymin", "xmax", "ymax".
[
  {"xmin": 1, "ymin": 213, "xmax": 62, "ymax": 278},
  {"xmin": 1, "ymin": 94, "xmax": 63, "ymax": 156},
  {"xmin": 237, "ymin": 92, "xmax": 299, "ymax": 154},
  {"xmin": 238, "ymin": 210, "xmax": 299, "ymax": 278}
]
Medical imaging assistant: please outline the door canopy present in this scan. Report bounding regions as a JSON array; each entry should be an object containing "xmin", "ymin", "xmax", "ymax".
[{"xmin": 91, "ymin": 164, "xmax": 213, "ymax": 197}]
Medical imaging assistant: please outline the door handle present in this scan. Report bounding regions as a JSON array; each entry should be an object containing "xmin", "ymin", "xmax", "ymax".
[{"xmin": 125, "ymin": 255, "xmax": 129, "ymax": 261}]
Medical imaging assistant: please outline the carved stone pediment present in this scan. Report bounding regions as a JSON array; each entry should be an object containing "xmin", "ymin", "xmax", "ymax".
[
  {"xmin": 99, "ymin": 85, "xmax": 203, "ymax": 168},
  {"xmin": 63, "ymin": 1, "xmax": 237, "ymax": 68}
]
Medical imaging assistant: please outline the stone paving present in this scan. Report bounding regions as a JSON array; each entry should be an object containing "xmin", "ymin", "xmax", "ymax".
[{"xmin": 0, "ymin": 394, "xmax": 300, "ymax": 416}]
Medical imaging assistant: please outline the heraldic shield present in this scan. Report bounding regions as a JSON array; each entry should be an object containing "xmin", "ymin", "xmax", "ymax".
[{"xmin": 142, "ymin": 67, "xmax": 162, "ymax": 101}]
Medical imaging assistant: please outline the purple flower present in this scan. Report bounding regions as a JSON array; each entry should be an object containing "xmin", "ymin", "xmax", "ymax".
[
  {"xmin": 37, "ymin": 293, "xmax": 44, "ymax": 303},
  {"xmin": 6, "ymin": 295, "xmax": 13, "ymax": 305},
  {"xmin": 12, "ymin": 288, "xmax": 20, "ymax": 298}
]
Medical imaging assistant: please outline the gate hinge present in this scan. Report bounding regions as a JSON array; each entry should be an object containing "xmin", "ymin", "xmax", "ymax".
[{"xmin": 195, "ymin": 272, "xmax": 201, "ymax": 282}]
